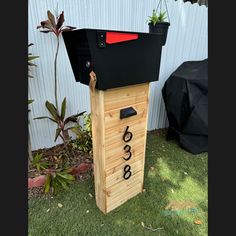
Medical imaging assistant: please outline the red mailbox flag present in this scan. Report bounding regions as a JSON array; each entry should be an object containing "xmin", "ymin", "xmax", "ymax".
[{"xmin": 106, "ymin": 32, "xmax": 138, "ymax": 44}]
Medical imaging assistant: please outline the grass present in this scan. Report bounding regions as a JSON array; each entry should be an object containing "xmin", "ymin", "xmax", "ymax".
[{"xmin": 28, "ymin": 130, "xmax": 208, "ymax": 236}]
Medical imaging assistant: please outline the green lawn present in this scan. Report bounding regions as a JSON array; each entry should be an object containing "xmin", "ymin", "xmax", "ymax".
[{"xmin": 29, "ymin": 130, "xmax": 208, "ymax": 236}]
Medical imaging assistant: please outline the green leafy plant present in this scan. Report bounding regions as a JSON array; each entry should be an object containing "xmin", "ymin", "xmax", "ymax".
[
  {"xmin": 70, "ymin": 113, "xmax": 93, "ymax": 154},
  {"xmin": 28, "ymin": 43, "xmax": 39, "ymax": 79},
  {"xmin": 35, "ymin": 98, "xmax": 85, "ymax": 143},
  {"xmin": 28, "ymin": 99, "xmax": 34, "ymax": 113},
  {"xmin": 28, "ymin": 43, "xmax": 39, "ymax": 165},
  {"xmin": 28, "ymin": 99, "xmax": 35, "ymax": 164},
  {"xmin": 32, "ymin": 153, "xmax": 49, "ymax": 172},
  {"xmin": 35, "ymin": 10, "xmax": 85, "ymax": 144},
  {"xmin": 147, "ymin": 9, "xmax": 167, "ymax": 26},
  {"xmin": 44, "ymin": 168, "xmax": 75, "ymax": 194},
  {"xmin": 28, "ymin": 99, "xmax": 34, "ymax": 164}
]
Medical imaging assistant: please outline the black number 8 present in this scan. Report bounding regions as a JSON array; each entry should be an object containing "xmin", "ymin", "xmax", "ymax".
[
  {"xmin": 123, "ymin": 126, "xmax": 133, "ymax": 142},
  {"xmin": 123, "ymin": 165, "xmax": 132, "ymax": 180},
  {"xmin": 123, "ymin": 145, "xmax": 132, "ymax": 161}
]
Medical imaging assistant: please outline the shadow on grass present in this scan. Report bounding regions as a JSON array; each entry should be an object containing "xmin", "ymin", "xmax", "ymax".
[
  {"xmin": 140, "ymin": 129, "xmax": 208, "ymax": 236},
  {"xmin": 147, "ymin": 129, "xmax": 208, "ymax": 188}
]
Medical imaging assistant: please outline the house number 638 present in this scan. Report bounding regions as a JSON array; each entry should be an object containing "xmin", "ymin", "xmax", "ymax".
[{"xmin": 123, "ymin": 126, "xmax": 132, "ymax": 180}]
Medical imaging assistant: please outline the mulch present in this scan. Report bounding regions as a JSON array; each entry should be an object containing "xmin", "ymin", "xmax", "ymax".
[{"xmin": 28, "ymin": 142, "xmax": 93, "ymax": 198}]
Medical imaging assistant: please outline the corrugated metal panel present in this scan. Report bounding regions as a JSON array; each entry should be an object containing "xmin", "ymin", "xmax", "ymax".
[
  {"xmin": 183, "ymin": 0, "xmax": 208, "ymax": 7},
  {"xmin": 28, "ymin": 0, "xmax": 208, "ymax": 150}
]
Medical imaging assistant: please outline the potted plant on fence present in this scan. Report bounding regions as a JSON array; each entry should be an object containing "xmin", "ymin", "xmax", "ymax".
[{"xmin": 147, "ymin": 0, "xmax": 170, "ymax": 46}]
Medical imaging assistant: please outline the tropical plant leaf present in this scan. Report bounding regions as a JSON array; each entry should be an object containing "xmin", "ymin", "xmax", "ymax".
[
  {"xmin": 63, "ymin": 25, "xmax": 76, "ymax": 29},
  {"xmin": 60, "ymin": 26, "xmax": 76, "ymax": 33},
  {"xmin": 45, "ymin": 101, "xmax": 59, "ymax": 120},
  {"xmin": 61, "ymin": 97, "xmax": 66, "ymax": 120},
  {"xmin": 33, "ymin": 116, "xmax": 57, "ymax": 123},
  {"xmin": 64, "ymin": 116, "xmax": 77, "ymax": 123},
  {"xmin": 64, "ymin": 111, "xmax": 86, "ymax": 124},
  {"xmin": 44, "ymin": 174, "xmax": 51, "ymax": 193},
  {"xmin": 47, "ymin": 10, "xmax": 56, "ymax": 28},
  {"xmin": 57, "ymin": 172, "xmax": 75, "ymax": 181},
  {"xmin": 28, "ymin": 99, "xmax": 34, "ymax": 105},
  {"xmin": 56, "ymin": 176, "xmax": 69, "ymax": 189},
  {"xmin": 51, "ymin": 178, "xmax": 58, "ymax": 194},
  {"xmin": 70, "ymin": 127, "xmax": 81, "ymax": 136},
  {"xmin": 38, "ymin": 20, "xmax": 54, "ymax": 30},
  {"xmin": 62, "ymin": 168, "xmax": 73, "ymax": 174},
  {"xmin": 56, "ymin": 11, "xmax": 65, "ymax": 29},
  {"xmin": 39, "ymin": 30, "xmax": 53, "ymax": 33},
  {"xmin": 60, "ymin": 28, "xmax": 74, "ymax": 33},
  {"xmin": 28, "ymin": 62, "xmax": 37, "ymax": 67},
  {"xmin": 54, "ymin": 128, "xmax": 62, "ymax": 142},
  {"xmin": 28, "ymin": 56, "xmax": 39, "ymax": 61}
]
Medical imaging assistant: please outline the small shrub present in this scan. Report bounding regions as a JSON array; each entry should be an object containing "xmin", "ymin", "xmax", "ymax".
[
  {"xmin": 71, "ymin": 113, "xmax": 93, "ymax": 154},
  {"xmin": 32, "ymin": 153, "xmax": 49, "ymax": 172},
  {"xmin": 44, "ymin": 168, "xmax": 75, "ymax": 194}
]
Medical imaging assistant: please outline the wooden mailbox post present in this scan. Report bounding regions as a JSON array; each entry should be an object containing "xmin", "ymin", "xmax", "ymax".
[{"xmin": 62, "ymin": 29, "xmax": 166, "ymax": 213}]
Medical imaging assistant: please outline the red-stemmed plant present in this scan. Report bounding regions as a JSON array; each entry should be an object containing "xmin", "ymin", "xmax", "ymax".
[{"xmin": 35, "ymin": 10, "xmax": 84, "ymax": 143}]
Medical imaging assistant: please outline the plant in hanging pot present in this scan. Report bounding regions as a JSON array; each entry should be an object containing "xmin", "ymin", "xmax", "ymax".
[{"xmin": 147, "ymin": 9, "xmax": 170, "ymax": 45}]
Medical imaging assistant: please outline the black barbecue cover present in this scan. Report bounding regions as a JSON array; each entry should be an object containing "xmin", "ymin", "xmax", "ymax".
[{"xmin": 162, "ymin": 59, "xmax": 208, "ymax": 154}]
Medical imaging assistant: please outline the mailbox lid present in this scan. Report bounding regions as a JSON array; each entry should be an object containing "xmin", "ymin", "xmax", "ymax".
[{"xmin": 62, "ymin": 28, "xmax": 163, "ymax": 90}]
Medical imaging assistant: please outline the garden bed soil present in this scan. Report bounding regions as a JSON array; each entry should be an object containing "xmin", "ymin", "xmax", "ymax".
[{"xmin": 28, "ymin": 142, "xmax": 93, "ymax": 198}]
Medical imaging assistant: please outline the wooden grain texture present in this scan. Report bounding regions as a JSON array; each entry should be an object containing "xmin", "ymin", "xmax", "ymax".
[
  {"xmin": 106, "ymin": 158, "xmax": 144, "ymax": 188},
  {"xmin": 90, "ymin": 82, "xmax": 150, "ymax": 213},
  {"xmin": 104, "ymin": 83, "xmax": 149, "ymax": 112},
  {"xmin": 90, "ymin": 86, "xmax": 107, "ymax": 213},
  {"xmin": 104, "ymin": 101, "xmax": 148, "ymax": 130}
]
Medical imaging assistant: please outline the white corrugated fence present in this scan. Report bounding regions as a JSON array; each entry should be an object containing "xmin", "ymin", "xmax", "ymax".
[{"xmin": 28, "ymin": 0, "xmax": 208, "ymax": 150}]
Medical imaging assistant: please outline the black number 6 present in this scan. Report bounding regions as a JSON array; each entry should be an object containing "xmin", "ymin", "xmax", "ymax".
[{"xmin": 123, "ymin": 126, "xmax": 133, "ymax": 142}]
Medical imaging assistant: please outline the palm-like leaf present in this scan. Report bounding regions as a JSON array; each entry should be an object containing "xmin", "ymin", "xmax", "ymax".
[
  {"xmin": 44, "ymin": 174, "xmax": 51, "ymax": 193},
  {"xmin": 64, "ymin": 111, "xmax": 86, "ymax": 124},
  {"xmin": 57, "ymin": 172, "xmax": 75, "ymax": 181},
  {"xmin": 45, "ymin": 101, "xmax": 59, "ymax": 121},
  {"xmin": 28, "ymin": 43, "xmax": 39, "ymax": 78},
  {"xmin": 60, "ymin": 97, "xmax": 66, "ymax": 120},
  {"xmin": 56, "ymin": 11, "xmax": 65, "ymax": 29},
  {"xmin": 28, "ymin": 99, "xmax": 34, "ymax": 105},
  {"xmin": 28, "ymin": 55, "xmax": 39, "ymax": 62},
  {"xmin": 47, "ymin": 10, "xmax": 56, "ymax": 28},
  {"xmin": 54, "ymin": 128, "xmax": 62, "ymax": 142},
  {"xmin": 33, "ymin": 116, "xmax": 57, "ymax": 123},
  {"xmin": 37, "ymin": 10, "xmax": 76, "ymax": 36}
]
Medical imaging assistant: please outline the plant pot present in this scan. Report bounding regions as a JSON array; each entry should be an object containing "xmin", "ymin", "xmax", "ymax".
[{"xmin": 148, "ymin": 22, "xmax": 170, "ymax": 46}]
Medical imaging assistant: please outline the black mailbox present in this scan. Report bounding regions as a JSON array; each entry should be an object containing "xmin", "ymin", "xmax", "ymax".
[{"xmin": 62, "ymin": 28, "xmax": 165, "ymax": 90}]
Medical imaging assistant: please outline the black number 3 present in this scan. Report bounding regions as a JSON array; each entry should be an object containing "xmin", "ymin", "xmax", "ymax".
[{"xmin": 123, "ymin": 145, "xmax": 132, "ymax": 161}]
